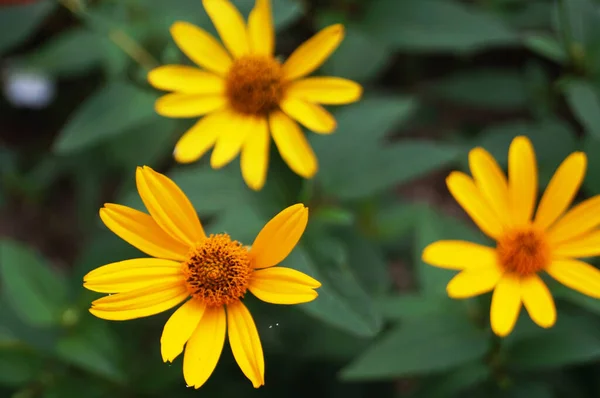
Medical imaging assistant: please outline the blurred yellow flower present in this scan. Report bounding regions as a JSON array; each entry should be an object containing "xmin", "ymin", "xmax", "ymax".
[
  {"xmin": 84, "ymin": 166, "xmax": 320, "ymax": 388},
  {"xmin": 147, "ymin": 0, "xmax": 362, "ymax": 190},
  {"xmin": 422, "ymin": 136, "xmax": 600, "ymax": 337}
]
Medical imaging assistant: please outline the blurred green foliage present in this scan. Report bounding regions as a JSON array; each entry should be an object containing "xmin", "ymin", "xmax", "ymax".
[{"xmin": 3, "ymin": 0, "xmax": 600, "ymax": 397}]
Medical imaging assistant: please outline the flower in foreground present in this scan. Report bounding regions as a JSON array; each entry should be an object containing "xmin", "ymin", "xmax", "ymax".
[
  {"xmin": 422, "ymin": 136, "xmax": 600, "ymax": 336},
  {"xmin": 147, "ymin": 0, "xmax": 362, "ymax": 191},
  {"xmin": 83, "ymin": 166, "xmax": 320, "ymax": 388}
]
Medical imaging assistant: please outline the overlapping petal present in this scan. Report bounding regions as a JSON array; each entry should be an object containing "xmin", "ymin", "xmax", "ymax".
[
  {"xmin": 285, "ymin": 77, "xmax": 362, "ymax": 104},
  {"xmin": 148, "ymin": 66, "xmax": 224, "ymax": 94},
  {"xmin": 422, "ymin": 240, "xmax": 498, "ymax": 270},
  {"xmin": 280, "ymin": 97, "xmax": 337, "ymax": 134},
  {"xmin": 210, "ymin": 112, "xmax": 253, "ymax": 169},
  {"xmin": 547, "ymin": 195, "xmax": 600, "ymax": 244},
  {"xmin": 546, "ymin": 259, "xmax": 600, "ymax": 299},
  {"xmin": 203, "ymin": 0, "xmax": 250, "ymax": 58},
  {"xmin": 248, "ymin": 0, "xmax": 274, "ymax": 55},
  {"xmin": 155, "ymin": 93, "xmax": 226, "ymax": 118},
  {"xmin": 161, "ymin": 299, "xmax": 205, "ymax": 362},
  {"xmin": 136, "ymin": 166, "xmax": 205, "ymax": 245},
  {"xmin": 227, "ymin": 301, "xmax": 265, "ymax": 388},
  {"xmin": 173, "ymin": 110, "xmax": 228, "ymax": 164},
  {"xmin": 249, "ymin": 267, "xmax": 320, "ymax": 304},
  {"xmin": 446, "ymin": 266, "xmax": 503, "ymax": 298},
  {"xmin": 469, "ymin": 147, "xmax": 510, "ymax": 224},
  {"xmin": 521, "ymin": 275, "xmax": 556, "ymax": 328},
  {"xmin": 269, "ymin": 110, "xmax": 317, "ymax": 178}
]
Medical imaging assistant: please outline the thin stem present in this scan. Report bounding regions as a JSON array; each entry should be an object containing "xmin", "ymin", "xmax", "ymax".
[{"xmin": 57, "ymin": 0, "xmax": 159, "ymax": 71}]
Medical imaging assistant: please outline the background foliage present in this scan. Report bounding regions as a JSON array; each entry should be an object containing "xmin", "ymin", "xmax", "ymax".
[{"xmin": 2, "ymin": 0, "xmax": 600, "ymax": 397}]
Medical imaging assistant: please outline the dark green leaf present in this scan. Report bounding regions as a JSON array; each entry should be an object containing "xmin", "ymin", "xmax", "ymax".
[
  {"xmin": 0, "ymin": 240, "xmax": 67, "ymax": 327},
  {"xmin": 0, "ymin": 347, "xmax": 44, "ymax": 387},
  {"xmin": 416, "ymin": 362, "xmax": 491, "ymax": 398},
  {"xmin": 0, "ymin": 0, "xmax": 56, "ymax": 55},
  {"xmin": 583, "ymin": 134, "xmax": 600, "ymax": 194},
  {"xmin": 563, "ymin": 79, "xmax": 600, "ymax": 138},
  {"xmin": 376, "ymin": 293, "xmax": 465, "ymax": 322},
  {"xmin": 523, "ymin": 34, "xmax": 568, "ymax": 64},
  {"xmin": 53, "ymin": 81, "xmax": 159, "ymax": 154},
  {"xmin": 432, "ymin": 69, "xmax": 527, "ymax": 110},
  {"xmin": 361, "ymin": 0, "xmax": 516, "ymax": 53},
  {"xmin": 340, "ymin": 313, "xmax": 490, "ymax": 380}
]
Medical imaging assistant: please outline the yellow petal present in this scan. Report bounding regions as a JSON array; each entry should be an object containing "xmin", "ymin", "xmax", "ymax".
[
  {"xmin": 446, "ymin": 171, "xmax": 504, "ymax": 239},
  {"xmin": 203, "ymin": 0, "xmax": 249, "ymax": 58},
  {"xmin": 546, "ymin": 259, "xmax": 600, "ymax": 299},
  {"xmin": 534, "ymin": 152, "xmax": 587, "ymax": 230},
  {"xmin": 136, "ymin": 166, "xmax": 205, "ymax": 246},
  {"xmin": 173, "ymin": 109, "xmax": 229, "ymax": 164},
  {"xmin": 249, "ymin": 267, "xmax": 320, "ymax": 304},
  {"xmin": 248, "ymin": 0, "xmax": 274, "ymax": 55},
  {"xmin": 547, "ymin": 195, "xmax": 600, "ymax": 244},
  {"xmin": 227, "ymin": 301, "xmax": 265, "ymax": 388},
  {"xmin": 170, "ymin": 21, "xmax": 232, "ymax": 75},
  {"xmin": 269, "ymin": 110, "xmax": 317, "ymax": 178},
  {"xmin": 84, "ymin": 258, "xmax": 183, "ymax": 293},
  {"xmin": 99, "ymin": 204, "xmax": 189, "ymax": 261},
  {"xmin": 508, "ymin": 136, "xmax": 537, "ymax": 226},
  {"xmin": 422, "ymin": 240, "xmax": 498, "ymax": 270},
  {"xmin": 490, "ymin": 274, "xmax": 522, "ymax": 337},
  {"xmin": 285, "ymin": 77, "xmax": 362, "ymax": 104},
  {"xmin": 148, "ymin": 65, "xmax": 225, "ymax": 94},
  {"xmin": 161, "ymin": 299, "xmax": 205, "ymax": 362},
  {"xmin": 469, "ymin": 147, "xmax": 511, "ymax": 224},
  {"xmin": 520, "ymin": 274, "xmax": 556, "ymax": 329},
  {"xmin": 89, "ymin": 282, "xmax": 188, "ymax": 321},
  {"xmin": 282, "ymin": 24, "xmax": 344, "ymax": 81},
  {"xmin": 183, "ymin": 306, "xmax": 226, "ymax": 389},
  {"xmin": 154, "ymin": 93, "xmax": 227, "ymax": 118},
  {"xmin": 241, "ymin": 117, "xmax": 270, "ymax": 191},
  {"xmin": 446, "ymin": 266, "xmax": 503, "ymax": 298},
  {"xmin": 210, "ymin": 112, "xmax": 253, "ymax": 169},
  {"xmin": 280, "ymin": 97, "xmax": 336, "ymax": 134},
  {"xmin": 249, "ymin": 204, "xmax": 308, "ymax": 269},
  {"xmin": 553, "ymin": 230, "xmax": 600, "ymax": 258}
]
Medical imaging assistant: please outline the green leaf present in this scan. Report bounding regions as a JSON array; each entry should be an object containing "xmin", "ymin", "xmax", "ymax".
[
  {"xmin": 287, "ymin": 242, "xmax": 383, "ymax": 337},
  {"xmin": 340, "ymin": 312, "xmax": 490, "ymax": 380},
  {"xmin": 53, "ymin": 81, "xmax": 159, "ymax": 154},
  {"xmin": 432, "ymin": 69, "xmax": 527, "ymax": 110},
  {"xmin": 416, "ymin": 206, "xmax": 487, "ymax": 295},
  {"xmin": 523, "ymin": 34, "xmax": 568, "ymax": 64},
  {"xmin": 416, "ymin": 362, "xmax": 491, "ymax": 398},
  {"xmin": 376, "ymin": 293, "xmax": 464, "ymax": 322},
  {"xmin": 0, "ymin": 0, "xmax": 56, "ymax": 55},
  {"xmin": 312, "ymin": 96, "xmax": 463, "ymax": 200},
  {"xmin": 55, "ymin": 316, "xmax": 125, "ymax": 383},
  {"xmin": 582, "ymin": 134, "xmax": 600, "ymax": 195},
  {"xmin": 361, "ymin": 0, "xmax": 516, "ymax": 53},
  {"xmin": 506, "ymin": 312, "xmax": 600, "ymax": 371},
  {"xmin": 0, "ymin": 240, "xmax": 67, "ymax": 327},
  {"xmin": 502, "ymin": 382, "xmax": 554, "ymax": 398},
  {"xmin": 372, "ymin": 201, "xmax": 426, "ymax": 243},
  {"xmin": 0, "ymin": 347, "xmax": 44, "ymax": 387},
  {"xmin": 20, "ymin": 27, "xmax": 110, "ymax": 77},
  {"xmin": 316, "ymin": 19, "xmax": 391, "ymax": 82},
  {"xmin": 563, "ymin": 79, "xmax": 600, "ymax": 138}
]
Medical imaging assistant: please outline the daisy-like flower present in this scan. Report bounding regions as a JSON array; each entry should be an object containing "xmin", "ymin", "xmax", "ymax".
[
  {"xmin": 422, "ymin": 136, "xmax": 600, "ymax": 337},
  {"xmin": 147, "ymin": 0, "xmax": 362, "ymax": 191},
  {"xmin": 83, "ymin": 166, "xmax": 320, "ymax": 388}
]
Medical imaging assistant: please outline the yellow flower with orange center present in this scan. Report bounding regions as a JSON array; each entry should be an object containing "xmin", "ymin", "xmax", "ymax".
[
  {"xmin": 422, "ymin": 136, "xmax": 600, "ymax": 336},
  {"xmin": 83, "ymin": 166, "xmax": 320, "ymax": 388},
  {"xmin": 147, "ymin": 0, "xmax": 362, "ymax": 190}
]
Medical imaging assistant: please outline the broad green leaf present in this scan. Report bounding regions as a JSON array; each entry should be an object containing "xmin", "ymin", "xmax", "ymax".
[
  {"xmin": 340, "ymin": 312, "xmax": 490, "ymax": 380},
  {"xmin": 563, "ymin": 79, "xmax": 600, "ymax": 138},
  {"xmin": 506, "ymin": 312, "xmax": 600, "ymax": 371},
  {"xmin": 55, "ymin": 316, "xmax": 125, "ymax": 383},
  {"xmin": 288, "ymin": 241, "xmax": 383, "ymax": 337},
  {"xmin": 502, "ymin": 382, "xmax": 554, "ymax": 398},
  {"xmin": 0, "ymin": 0, "xmax": 56, "ymax": 55},
  {"xmin": 0, "ymin": 297, "xmax": 58, "ymax": 352},
  {"xmin": 523, "ymin": 34, "xmax": 568, "ymax": 64},
  {"xmin": 361, "ymin": 0, "xmax": 516, "ymax": 53},
  {"xmin": 317, "ymin": 18, "xmax": 391, "ymax": 82},
  {"xmin": 472, "ymin": 119, "xmax": 578, "ymax": 185},
  {"xmin": 372, "ymin": 201, "xmax": 426, "ymax": 243},
  {"xmin": 552, "ymin": 0, "xmax": 600, "ymax": 49},
  {"xmin": 376, "ymin": 293, "xmax": 464, "ymax": 321},
  {"xmin": 0, "ymin": 240, "xmax": 67, "ymax": 327},
  {"xmin": 415, "ymin": 362, "xmax": 491, "ymax": 398},
  {"xmin": 582, "ymin": 134, "xmax": 600, "ymax": 195},
  {"xmin": 416, "ymin": 206, "xmax": 488, "ymax": 295},
  {"xmin": 0, "ymin": 347, "xmax": 44, "ymax": 387},
  {"xmin": 20, "ymin": 27, "xmax": 110, "ymax": 77},
  {"xmin": 53, "ymin": 81, "xmax": 159, "ymax": 154},
  {"xmin": 432, "ymin": 69, "xmax": 527, "ymax": 110}
]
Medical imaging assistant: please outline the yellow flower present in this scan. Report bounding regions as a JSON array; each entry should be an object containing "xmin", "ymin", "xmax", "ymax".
[
  {"xmin": 83, "ymin": 166, "xmax": 320, "ymax": 388},
  {"xmin": 422, "ymin": 136, "xmax": 600, "ymax": 337},
  {"xmin": 147, "ymin": 0, "xmax": 362, "ymax": 190}
]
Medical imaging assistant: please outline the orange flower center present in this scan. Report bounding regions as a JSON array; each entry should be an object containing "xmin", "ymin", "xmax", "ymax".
[
  {"xmin": 225, "ymin": 55, "xmax": 283, "ymax": 116},
  {"xmin": 496, "ymin": 228, "xmax": 550, "ymax": 276},
  {"xmin": 182, "ymin": 234, "xmax": 252, "ymax": 307}
]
